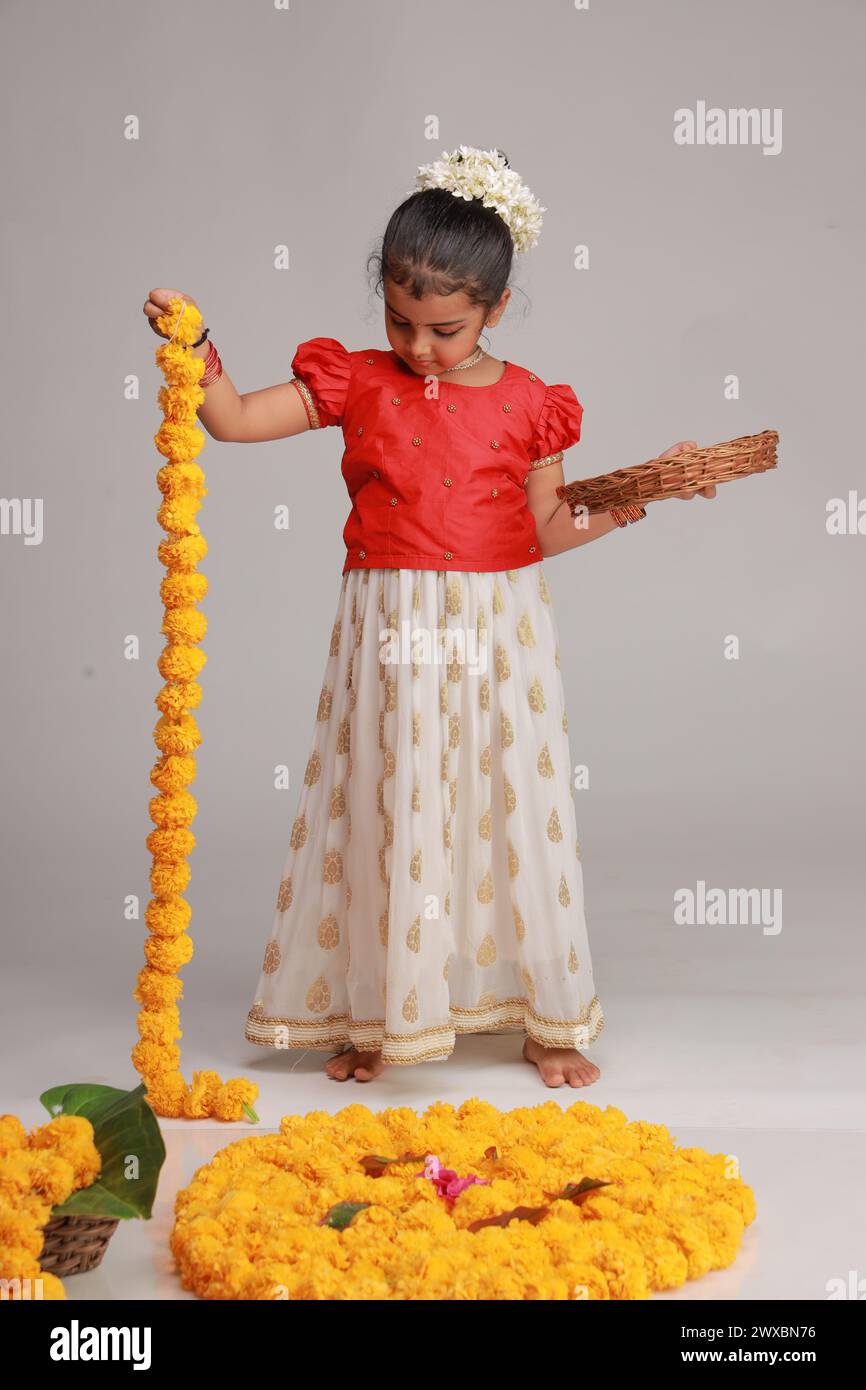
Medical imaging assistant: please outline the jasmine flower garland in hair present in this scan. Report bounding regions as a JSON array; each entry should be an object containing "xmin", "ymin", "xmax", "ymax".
[{"xmin": 410, "ymin": 145, "xmax": 546, "ymax": 253}]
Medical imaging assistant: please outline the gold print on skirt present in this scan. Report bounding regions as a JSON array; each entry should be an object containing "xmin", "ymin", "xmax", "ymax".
[
  {"xmin": 378, "ymin": 574, "xmax": 385, "ymax": 612},
  {"xmin": 317, "ymin": 914, "xmax": 340, "ymax": 950},
  {"xmin": 517, "ymin": 612, "xmax": 536, "ymax": 646},
  {"xmin": 351, "ymin": 592, "xmax": 357, "ymax": 624},
  {"xmin": 290, "ymin": 814, "xmax": 308, "ymax": 850},
  {"xmin": 507, "ymin": 840, "xmax": 520, "ymax": 878},
  {"xmin": 412, "ymin": 579, "xmax": 420, "ymax": 611},
  {"xmin": 412, "ymin": 711, "xmax": 422, "ymax": 745},
  {"xmin": 503, "ymin": 777, "xmax": 517, "ymax": 814},
  {"xmin": 383, "ymin": 746, "xmax": 396, "ymax": 778},
  {"xmin": 276, "ymin": 877, "xmax": 293, "ymax": 912},
  {"xmin": 376, "ymin": 778, "xmax": 385, "ymax": 816},
  {"xmin": 527, "ymin": 676, "xmax": 546, "ymax": 713},
  {"xmin": 506, "ymin": 569, "xmax": 518, "ymax": 583},
  {"xmin": 412, "ymin": 780, "xmax": 421, "ymax": 812},
  {"xmin": 378, "ymin": 910, "xmax": 389, "ymax": 947},
  {"xmin": 443, "ymin": 816, "xmax": 452, "ymax": 850},
  {"xmin": 477, "ymin": 869, "xmax": 494, "ymax": 904},
  {"xmin": 492, "ymin": 578, "xmax": 505, "ymax": 613},
  {"xmin": 378, "ymin": 710, "xmax": 385, "ymax": 750},
  {"xmin": 513, "ymin": 904, "xmax": 526, "ymax": 941},
  {"xmin": 383, "ymin": 812, "xmax": 394, "ymax": 847},
  {"xmin": 304, "ymin": 750, "xmax": 321, "ymax": 786},
  {"xmin": 440, "ymin": 749, "xmax": 449, "ymax": 782},
  {"xmin": 447, "ymin": 652, "xmax": 463, "ymax": 683},
  {"xmin": 558, "ymin": 873, "xmax": 571, "ymax": 906},
  {"xmin": 449, "ymin": 778, "xmax": 458, "ymax": 813},
  {"xmin": 547, "ymin": 807, "xmax": 563, "ymax": 842},
  {"xmin": 409, "ymin": 848, "xmax": 422, "ymax": 882},
  {"xmin": 384, "ymin": 675, "xmax": 397, "ymax": 711},
  {"xmin": 478, "ymin": 808, "xmax": 492, "ymax": 841},
  {"xmin": 316, "ymin": 686, "xmax": 333, "ymax": 721},
  {"xmin": 538, "ymin": 570, "xmax": 551, "ymax": 604},
  {"xmin": 476, "ymin": 606, "xmax": 487, "ymax": 637},
  {"xmin": 378, "ymin": 844, "xmax": 388, "ymax": 884},
  {"xmin": 263, "ymin": 940, "xmax": 280, "ymax": 974},
  {"xmin": 479, "ymin": 676, "xmax": 490, "ymax": 711},
  {"xmin": 445, "ymin": 576, "xmax": 462, "ymax": 615},
  {"xmin": 494, "ymin": 644, "xmax": 511, "ymax": 681},
  {"xmin": 305, "ymin": 975, "xmax": 331, "ymax": 1013},
  {"xmin": 521, "ymin": 967, "xmax": 537, "ymax": 1005},
  {"xmin": 329, "ymin": 785, "xmax": 346, "ymax": 819},
  {"xmin": 562, "ymin": 710, "xmax": 568, "ymax": 733},
  {"xmin": 479, "ymin": 744, "xmax": 492, "ymax": 775},
  {"xmin": 346, "ymin": 881, "xmax": 352, "ymax": 908},
  {"xmin": 448, "ymin": 713, "xmax": 461, "ymax": 748},
  {"xmin": 322, "ymin": 849, "xmax": 343, "ymax": 884},
  {"xmin": 555, "ymin": 643, "xmax": 561, "ymax": 669},
  {"xmin": 537, "ymin": 742, "xmax": 554, "ymax": 778},
  {"xmin": 477, "ymin": 990, "xmax": 497, "ymax": 1009},
  {"xmin": 476, "ymin": 933, "xmax": 497, "ymax": 966},
  {"xmin": 406, "ymin": 914, "xmax": 421, "ymax": 952},
  {"xmin": 402, "ymin": 985, "xmax": 419, "ymax": 1023},
  {"xmin": 568, "ymin": 943, "xmax": 579, "ymax": 973},
  {"xmin": 355, "ymin": 618, "xmax": 364, "ymax": 649},
  {"xmin": 500, "ymin": 711, "xmax": 514, "ymax": 748},
  {"xmin": 336, "ymin": 717, "xmax": 350, "ymax": 754},
  {"xmin": 329, "ymin": 619, "xmax": 341, "ymax": 656},
  {"xmin": 439, "ymin": 681, "xmax": 448, "ymax": 714}
]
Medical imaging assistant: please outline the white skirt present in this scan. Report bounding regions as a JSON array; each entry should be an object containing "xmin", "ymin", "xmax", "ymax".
[{"xmin": 245, "ymin": 564, "xmax": 604, "ymax": 1066}]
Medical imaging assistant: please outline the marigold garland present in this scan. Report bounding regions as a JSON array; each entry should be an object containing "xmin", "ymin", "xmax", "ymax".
[
  {"xmin": 0, "ymin": 1112, "xmax": 102, "ymax": 1300},
  {"xmin": 133, "ymin": 296, "xmax": 258, "ymax": 1124},
  {"xmin": 170, "ymin": 1099, "xmax": 756, "ymax": 1300}
]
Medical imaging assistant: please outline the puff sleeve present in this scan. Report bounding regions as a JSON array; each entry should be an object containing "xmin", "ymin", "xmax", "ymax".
[
  {"xmin": 289, "ymin": 337, "xmax": 351, "ymax": 428},
  {"xmin": 527, "ymin": 383, "xmax": 584, "ymax": 470}
]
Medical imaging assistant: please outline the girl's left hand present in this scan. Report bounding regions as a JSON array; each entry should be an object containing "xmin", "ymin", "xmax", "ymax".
[{"xmin": 658, "ymin": 440, "xmax": 716, "ymax": 500}]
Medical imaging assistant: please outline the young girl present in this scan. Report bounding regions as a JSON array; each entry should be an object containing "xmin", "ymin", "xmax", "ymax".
[{"xmin": 144, "ymin": 146, "xmax": 713, "ymax": 1089}]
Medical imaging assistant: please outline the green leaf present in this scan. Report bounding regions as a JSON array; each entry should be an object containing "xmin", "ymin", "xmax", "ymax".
[
  {"xmin": 39, "ymin": 1082, "xmax": 166, "ymax": 1222},
  {"xmin": 319, "ymin": 1201, "xmax": 371, "ymax": 1230}
]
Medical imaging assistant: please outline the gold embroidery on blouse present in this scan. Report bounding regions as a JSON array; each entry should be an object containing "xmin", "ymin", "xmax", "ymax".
[
  {"xmin": 289, "ymin": 376, "xmax": 320, "ymax": 429},
  {"xmin": 529, "ymin": 450, "xmax": 564, "ymax": 471}
]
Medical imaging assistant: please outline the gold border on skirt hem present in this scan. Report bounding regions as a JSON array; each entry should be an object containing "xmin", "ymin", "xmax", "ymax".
[{"xmin": 244, "ymin": 995, "xmax": 604, "ymax": 1066}]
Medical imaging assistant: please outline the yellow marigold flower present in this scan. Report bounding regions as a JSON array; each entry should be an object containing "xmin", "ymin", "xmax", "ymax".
[
  {"xmin": 145, "ymin": 1072, "xmax": 189, "ymax": 1118},
  {"xmin": 145, "ymin": 893, "xmax": 192, "ymax": 936},
  {"xmin": 27, "ymin": 1115, "xmax": 101, "ymax": 1190},
  {"xmin": 157, "ymin": 533, "xmax": 208, "ymax": 572},
  {"xmin": 162, "ymin": 606, "xmax": 207, "ymax": 645},
  {"xmin": 0, "ymin": 1247, "xmax": 42, "ymax": 1281},
  {"xmin": 158, "ymin": 643, "xmax": 206, "ymax": 684},
  {"xmin": 133, "ymin": 965, "xmax": 184, "ymax": 1010},
  {"xmin": 136, "ymin": 1006, "xmax": 182, "ymax": 1046},
  {"xmin": 149, "ymin": 859, "xmax": 191, "ymax": 898},
  {"xmin": 157, "ymin": 497, "xmax": 202, "ymax": 536},
  {"xmin": 0, "ymin": 1206, "xmax": 45, "ymax": 1256},
  {"xmin": 156, "ymin": 460, "xmax": 207, "ymax": 498},
  {"xmin": 148, "ymin": 790, "xmax": 198, "ymax": 832},
  {"xmin": 131, "ymin": 1038, "xmax": 182, "ymax": 1076},
  {"xmin": 212, "ymin": 1081, "xmax": 259, "ymax": 1122},
  {"xmin": 160, "ymin": 572, "xmax": 208, "ymax": 608},
  {"xmin": 22, "ymin": 1151, "xmax": 77, "ymax": 1207},
  {"xmin": 143, "ymin": 932, "xmax": 194, "ymax": 973},
  {"xmin": 182, "ymin": 1071, "xmax": 222, "ymax": 1119},
  {"xmin": 155, "ymin": 681, "xmax": 203, "ymax": 718},
  {"xmin": 150, "ymin": 753, "xmax": 197, "ymax": 794},
  {"xmin": 0, "ymin": 1114, "xmax": 28, "ymax": 1156},
  {"xmin": 154, "ymin": 421, "xmax": 205, "ymax": 464},
  {"xmin": 153, "ymin": 712, "xmax": 201, "ymax": 758},
  {"xmin": 146, "ymin": 826, "xmax": 197, "ymax": 863}
]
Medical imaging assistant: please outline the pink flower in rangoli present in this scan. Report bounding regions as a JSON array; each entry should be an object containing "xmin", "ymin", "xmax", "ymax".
[{"xmin": 417, "ymin": 1153, "xmax": 489, "ymax": 1200}]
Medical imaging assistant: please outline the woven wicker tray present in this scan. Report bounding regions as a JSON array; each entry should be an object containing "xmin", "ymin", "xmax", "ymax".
[{"xmin": 555, "ymin": 430, "xmax": 778, "ymax": 515}]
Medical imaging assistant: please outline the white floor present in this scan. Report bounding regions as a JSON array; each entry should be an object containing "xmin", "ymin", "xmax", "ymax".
[{"xmin": 6, "ymin": 883, "xmax": 865, "ymax": 1300}]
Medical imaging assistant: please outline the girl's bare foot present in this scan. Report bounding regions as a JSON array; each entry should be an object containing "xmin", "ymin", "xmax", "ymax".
[
  {"xmin": 522, "ymin": 1036, "xmax": 601, "ymax": 1088},
  {"xmin": 325, "ymin": 1046, "xmax": 385, "ymax": 1082}
]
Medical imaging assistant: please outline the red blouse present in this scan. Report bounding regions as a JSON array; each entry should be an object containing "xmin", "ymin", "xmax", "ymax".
[{"xmin": 288, "ymin": 337, "xmax": 584, "ymax": 574}]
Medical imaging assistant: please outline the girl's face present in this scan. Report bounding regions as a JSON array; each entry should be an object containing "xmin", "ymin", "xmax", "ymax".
[{"xmin": 383, "ymin": 274, "xmax": 509, "ymax": 376}]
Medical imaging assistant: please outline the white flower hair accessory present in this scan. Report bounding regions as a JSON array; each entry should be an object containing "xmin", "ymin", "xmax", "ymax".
[{"xmin": 409, "ymin": 145, "xmax": 545, "ymax": 254}]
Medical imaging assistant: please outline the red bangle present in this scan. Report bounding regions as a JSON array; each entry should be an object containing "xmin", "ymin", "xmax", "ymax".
[{"xmin": 199, "ymin": 340, "xmax": 222, "ymax": 388}]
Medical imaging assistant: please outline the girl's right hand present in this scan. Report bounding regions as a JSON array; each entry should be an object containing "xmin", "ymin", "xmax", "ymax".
[{"xmin": 143, "ymin": 288, "xmax": 200, "ymax": 338}]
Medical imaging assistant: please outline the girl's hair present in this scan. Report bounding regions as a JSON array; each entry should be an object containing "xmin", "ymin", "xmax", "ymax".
[{"xmin": 368, "ymin": 148, "xmax": 515, "ymax": 314}]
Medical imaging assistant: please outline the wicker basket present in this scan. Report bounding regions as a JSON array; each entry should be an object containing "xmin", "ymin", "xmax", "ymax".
[
  {"xmin": 40, "ymin": 1213, "xmax": 120, "ymax": 1277},
  {"xmin": 555, "ymin": 429, "xmax": 778, "ymax": 515}
]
